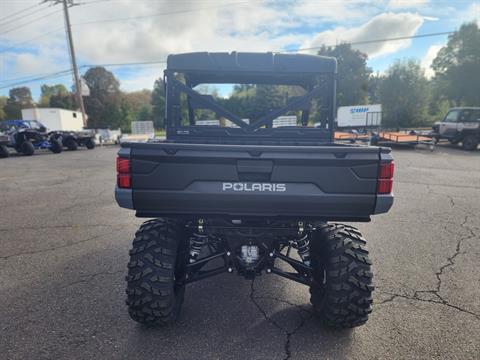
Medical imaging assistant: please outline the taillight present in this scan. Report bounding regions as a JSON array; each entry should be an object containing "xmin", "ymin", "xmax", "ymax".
[
  {"xmin": 116, "ymin": 157, "xmax": 130, "ymax": 173},
  {"xmin": 117, "ymin": 173, "xmax": 131, "ymax": 188},
  {"xmin": 379, "ymin": 162, "xmax": 394, "ymax": 179},
  {"xmin": 116, "ymin": 156, "xmax": 131, "ymax": 188},
  {"xmin": 377, "ymin": 161, "xmax": 394, "ymax": 194}
]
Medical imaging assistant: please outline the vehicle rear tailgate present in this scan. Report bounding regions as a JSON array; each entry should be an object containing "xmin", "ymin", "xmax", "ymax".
[{"xmin": 120, "ymin": 142, "xmax": 389, "ymax": 220}]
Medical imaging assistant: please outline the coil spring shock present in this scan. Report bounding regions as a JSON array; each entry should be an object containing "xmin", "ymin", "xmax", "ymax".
[
  {"xmin": 292, "ymin": 222, "xmax": 310, "ymax": 266},
  {"xmin": 293, "ymin": 234, "xmax": 311, "ymax": 266},
  {"xmin": 189, "ymin": 232, "xmax": 208, "ymax": 263}
]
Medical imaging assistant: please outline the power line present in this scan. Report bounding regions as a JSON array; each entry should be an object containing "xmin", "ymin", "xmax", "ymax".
[
  {"xmin": 0, "ymin": 69, "xmax": 73, "ymax": 90},
  {"xmin": 76, "ymin": 0, "xmax": 113, "ymax": 4},
  {"xmin": 0, "ymin": 3, "xmax": 44, "ymax": 22},
  {"xmin": 0, "ymin": 27, "xmax": 65, "ymax": 53},
  {"xmin": 0, "ymin": 30, "xmax": 455, "ymax": 89},
  {"xmin": 0, "ymin": 8, "xmax": 63, "ymax": 36},
  {"xmin": 0, "ymin": 70, "xmax": 70, "ymax": 83},
  {"xmin": 72, "ymin": 1, "xmax": 252, "ymax": 26},
  {"xmin": 291, "ymin": 31, "xmax": 455, "ymax": 52},
  {"xmin": 81, "ymin": 60, "xmax": 167, "ymax": 68},
  {"xmin": 0, "ymin": 60, "xmax": 169, "ymax": 88},
  {"xmin": 0, "ymin": 3, "xmax": 52, "ymax": 28}
]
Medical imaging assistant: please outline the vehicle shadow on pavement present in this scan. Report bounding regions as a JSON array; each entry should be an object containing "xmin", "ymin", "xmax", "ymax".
[{"xmin": 122, "ymin": 273, "xmax": 354, "ymax": 359}]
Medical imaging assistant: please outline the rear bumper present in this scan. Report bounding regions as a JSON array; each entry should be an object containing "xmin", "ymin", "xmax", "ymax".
[
  {"xmin": 373, "ymin": 194, "xmax": 394, "ymax": 214},
  {"xmin": 115, "ymin": 187, "xmax": 133, "ymax": 209},
  {"xmin": 115, "ymin": 187, "xmax": 393, "ymax": 220},
  {"xmin": 129, "ymin": 188, "xmax": 376, "ymax": 221}
]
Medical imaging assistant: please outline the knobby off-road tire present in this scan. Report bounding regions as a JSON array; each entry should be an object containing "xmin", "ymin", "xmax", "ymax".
[
  {"xmin": 309, "ymin": 224, "xmax": 374, "ymax": 328},
  {"xmin": 21, "ymin": 141, "xmax": 35, "ymax": 156},
  {"xmin": 65, "ymin": 138, "xmax": 78, "ymax": 151},
  {"xmin": 85, "ymin": 138, "xmax": 95, "ymax": 149},
  {"xmin": 50, "ymin": 139, "xmax": 63, "ymax": 154},
  {"xmin": 126, "ymin": 218, "xmax": 188, "ymax": 326}
]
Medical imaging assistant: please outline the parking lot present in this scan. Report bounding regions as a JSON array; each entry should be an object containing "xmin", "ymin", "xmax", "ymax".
[{"xmin": 0, "ymin": 145, "xmax": 479, "ymax": 360}]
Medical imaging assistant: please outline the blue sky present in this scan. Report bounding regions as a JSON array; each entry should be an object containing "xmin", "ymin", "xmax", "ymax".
[{"xmin": 1, "ymin": 0, "xmax": 479, "ymax": 100}]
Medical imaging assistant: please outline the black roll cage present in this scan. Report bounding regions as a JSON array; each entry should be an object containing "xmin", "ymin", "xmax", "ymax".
[{"xmin": 164, "ymin": 68, "xmax": 337, "ymax": 144}]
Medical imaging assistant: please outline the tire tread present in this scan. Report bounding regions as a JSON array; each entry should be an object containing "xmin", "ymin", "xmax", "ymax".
[{"xmin": 310, "ymin": 223, "xmax": 374, "ymax": 328}]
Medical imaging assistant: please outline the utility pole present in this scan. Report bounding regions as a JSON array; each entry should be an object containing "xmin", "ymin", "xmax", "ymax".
[{"xmin": 51, "ymin": 0, "xmax": 87, "ymax": 127}]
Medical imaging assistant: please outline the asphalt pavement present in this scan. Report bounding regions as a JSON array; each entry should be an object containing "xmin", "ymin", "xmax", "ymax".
[{"xmin": 0, "ymin": 144, "xmax": 479, "ymax": 360}]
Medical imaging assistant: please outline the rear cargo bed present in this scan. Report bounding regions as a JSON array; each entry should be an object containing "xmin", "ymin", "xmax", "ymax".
[{"xmin": 116, "ymin": 142, "xmax": 392, "ymax": 221}]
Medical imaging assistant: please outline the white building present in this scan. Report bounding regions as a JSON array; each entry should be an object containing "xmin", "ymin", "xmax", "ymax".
[{"xmin": 21, "ymin": 108, "xmax": 84, "ymax": 131}]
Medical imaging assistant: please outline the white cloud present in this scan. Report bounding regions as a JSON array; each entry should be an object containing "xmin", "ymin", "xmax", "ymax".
[
  {"xmin": 301, "ymin": 12, "xmax": 425, "ymax": 58},
  {"xmin": 421, "ymin": 44, "xmax": 443, "ymax": 78},
  {"xmin": 0, "ymin": 0, "xmax": 442, "ymax": 96},
  {"xmin": 465, "ymin": 2, "xmax": 480, "ymax": 24},
  {"xmin": 388, "ymin": 0, "xmax": 429, "ymax": 9},
  {"xmin": 292, "ymin": 0, "xmax": 375, "ymax": 22}
]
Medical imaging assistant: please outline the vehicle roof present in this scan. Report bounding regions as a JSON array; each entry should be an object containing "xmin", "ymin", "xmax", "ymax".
[
  {"xmin": 167, "ymin": 52, "xmax": 336, "ymax": 86},
  {"xmin": 167, "ymin": 52, "xmax": 337, "ymax": 74}
]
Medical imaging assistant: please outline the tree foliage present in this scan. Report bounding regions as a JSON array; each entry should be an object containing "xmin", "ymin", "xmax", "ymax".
[
  {"xmin": 379, "ymin": 59, "xmax": 430, "ymax": 128},
  {"xmin": 317, "ymin": 43, "xmax": 371, "ymax": 106},
  {"xmin": 39, "ymin": 84, "xmax": 69, "ymax": 107},
  {"xmin": 120, "ymin": 89, "xmax": 153, "ymax": 131},
  {"xmin": 3, "ymin": 87, "xmax": 33, "ymax": 119},
  {"xmin": 432, "ymin": 22, "xmax": 480, "ymax": 106},
  {"xmin": 83, "ymin": 67, "xmax": 122, "ymax": 129},
  {"xmin": 151, "ymin": 78, "xmax": 166, "ymax": 129},
  {"xmin": 0, "ymin": 96, "xmax": 7, "ymax": 121}
]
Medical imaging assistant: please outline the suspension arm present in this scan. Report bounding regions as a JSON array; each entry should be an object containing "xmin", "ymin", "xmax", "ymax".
[
  {"xmin": 270, "ymin": 267, "xmax": 312, "ymax": 286},
  {"xmin": 186, "ymin": 251, "xmax": 227, "ymax": 272},
  {"xmin": 273, "ymin": 251, "xmax": 312, "ymax": 274}
]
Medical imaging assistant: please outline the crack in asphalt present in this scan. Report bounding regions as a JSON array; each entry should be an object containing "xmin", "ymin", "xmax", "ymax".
[
  {"xmin": 249, "ymin": 279, "xmax": 313, "ymax": 360},
  {"xmin": 377, "ymin": 207, "xmax": 480, "ymax": 320},
  {"xmin": 446, "ymin": 194, "xmax": 455, "ymax": 207},
  {"xmin": 377, "ymin": 290, "xmax": 480, "ymax": 319}
]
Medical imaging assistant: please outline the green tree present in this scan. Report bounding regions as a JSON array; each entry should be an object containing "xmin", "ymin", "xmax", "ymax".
[
  {"xmin": 252, "ymin": 85, "xmax": 284, "ymax": 120},
  {"xmin": 49, "ymin": 93, "xmax": 75, "ymax": 109},
  {"xmin": 317, "ymin": 44, "xmax": 371, "ymax": 106},
  {"xmin": 39, "ymin": 84, "xmax": 69, "ymax": 107},
  {"xmin": 379, "ymin": 59, "xmax": 431, "ymax": 128},
  {"xmin": 0, "ymin": 96, "xmax": 7, "ymax": 120},
  {"xmin": 151, "ymin": 78, "xmax": 166, "ymax": 128},
  {"xmin": 4, "ymin": 87, "xmax": 33, "ymax": 119},
  {"xmin": 432, "ymin": 22, "xmax": 480, "ymax": 106},
  {"xmin": 120, "ymin": 89, "xmax": 153, "ymax": 131},
  {"xmin": 83, "ymin": 67, "xmax": 123, "ymax": 129},
  {"xmin": 367, "ymin": 72, "xmax": 382, "ymax": 104},
  {"xmin": 137, "ymin": 104, "xmax": 152, "ymax": 121}
]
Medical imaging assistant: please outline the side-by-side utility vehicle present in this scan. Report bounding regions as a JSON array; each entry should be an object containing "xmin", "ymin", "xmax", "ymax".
[
  {"xmin": 0, "ymin": 120, "xmax": 62, "ymax": 156},
  {"xmin": 115, "ymin": 52, "xmax": 394, "ymax": 328}
]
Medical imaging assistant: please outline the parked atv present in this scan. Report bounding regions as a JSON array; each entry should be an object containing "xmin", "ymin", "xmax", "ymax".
[
  {"xmin": 49, "ymin": 130, "xmax": 96, "ymax": 151},
  {"xmin": 0, "ymin": 120, "xmax": 62, "ymax": 156},
  {"xmin": 0, "ymin": 133, "xmax": 9, "ymax": 158}
]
